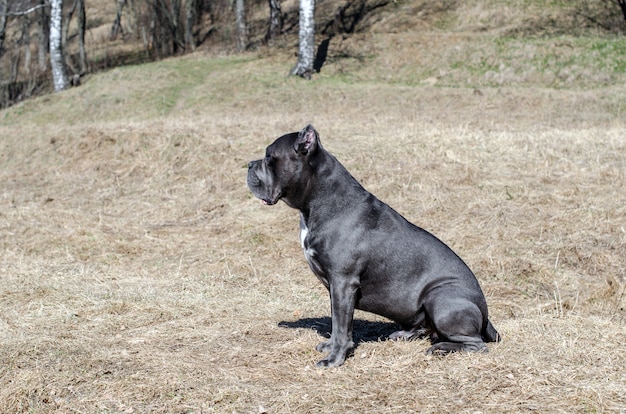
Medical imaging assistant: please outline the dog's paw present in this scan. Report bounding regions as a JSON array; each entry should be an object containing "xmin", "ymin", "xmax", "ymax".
[
  {"xmin": 426, "ymin": 341, "xmax": 488, "ymax": 355},
  {"xmin": 315, "ymin": 341, "xmax": 332, "ymax": 353},
  {"xmin": 389, "ymin": 327, "xmax": 432, "ymax": 341},
  {"xmin": 315, "ymin": 355, "xmax": 345, "ymax": 368}
]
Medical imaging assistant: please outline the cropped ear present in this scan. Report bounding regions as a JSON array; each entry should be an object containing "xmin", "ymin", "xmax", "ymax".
[{"xmin": 294, "ymin": 124, "xmax": 319, "ymax": 155}]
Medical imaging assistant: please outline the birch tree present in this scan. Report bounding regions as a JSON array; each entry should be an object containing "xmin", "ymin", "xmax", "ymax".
[
  {"xmin": 235, "ymin": 0, "xmax": 248, "ymax": 52},
  {"xmin": 266, "ymin": 0, "xmax": 282, "ymax": 43},
  {"xmin": 50, "ymin": 0, "xmax": 68, "ymax": 91},
  {"xmin": 289, "ymin": 0, "xmax": 314, "ymax": 79}
]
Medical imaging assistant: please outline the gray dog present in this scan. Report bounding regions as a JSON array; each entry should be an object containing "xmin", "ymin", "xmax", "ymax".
[{"xmin": 247, "ymin": 125, "xmax": 501, "ymax": 367}]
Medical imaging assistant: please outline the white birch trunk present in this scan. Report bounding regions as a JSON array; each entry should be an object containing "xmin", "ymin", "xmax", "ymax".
[
  {"xmin": 49, "ymin": 0, "xmax": 68, "ymax": 91},
  {"xmin": 290, "ymin": 0, "xmax": 315, "ymax": 78},
  {"xmin": 236, "ymin": 0, "xmax": 248, "ymax": 52}
]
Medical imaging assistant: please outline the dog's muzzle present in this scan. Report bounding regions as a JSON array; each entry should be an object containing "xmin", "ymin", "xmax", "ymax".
[{"xmin": 247, "ymin": 161, "xmax": 280, "ymax": 205}]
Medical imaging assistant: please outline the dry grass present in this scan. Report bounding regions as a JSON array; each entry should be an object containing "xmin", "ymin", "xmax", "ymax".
[{"xmin": 1, "ymin": 5, "xmax": 626, "ymax": 412}]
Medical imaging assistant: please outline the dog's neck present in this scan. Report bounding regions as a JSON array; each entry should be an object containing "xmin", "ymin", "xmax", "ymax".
[{"xmin": 295, "ymin": 155, "xmax": 369, "ymax": 226}]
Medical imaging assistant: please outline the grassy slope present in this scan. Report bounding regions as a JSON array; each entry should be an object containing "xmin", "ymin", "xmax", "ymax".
[{"xmin": 1, "ymin": 1, "xmax": 625, "ymax": 412}]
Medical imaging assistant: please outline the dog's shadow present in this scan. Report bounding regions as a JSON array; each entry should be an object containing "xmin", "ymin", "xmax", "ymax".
[{"xmin": 278, "ymin": 317, "xmax": 399, "ymax": 346}]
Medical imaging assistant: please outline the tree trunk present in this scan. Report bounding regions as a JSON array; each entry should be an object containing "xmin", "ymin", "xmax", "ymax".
[
  {"xmin": 0, "ymin": 0, "xmax": 7, "ymax": 59},
  {"xmin": 50, "ymin": 0, "xmax": 68, "ymax": 91},
  {"xmin": 77, "ymin": 0, "xmax": 86, "ymax": 73},
  {"xmin": 62, "ymin": 0, "xmax": 77, "ymax": 50},
  {"xmin": 10, "ymin": 22, "xmax": 21, "ymax": 84},
  {"xmin": 10, "ymin": 46, "xmax": 20, "ymax": 85},
  {"xmin": 618, "ymin": 0, "xmax": 626, "ymax": 23},
  {"xmin": 111, "ymin": 0, "xmax": 126, "ymax": 40},
  {"xmin": 148, "ymin": 2, "xmax": 157, "ymax": 55},
  {"xmin": 185, "ymin": 0, "xmax": 196, "ymax": 50},
  {"xmin": 290, "ymin": 0, "xmax": 315, "ymax": 79},
  {"xmin": 171, "ymin": 0, "xmax": 182, "ymax": 53},
  {"xmin": 22, "ymin": 15, "xmax": 32, "ymax": 74},
  {"xmin": 37, "ymin": 0, "xmax": 48, "ymax": 72},
  {"xmin": 128, "ymin": 0, "xmax": 138, "ymax": 38},
  {"xmin": 236, "ymin": 0, "xmax": 248, "ymax": 52},
  {"xmin": 266, "ymin": 0, "xmax": 282, "ymax": 43}
]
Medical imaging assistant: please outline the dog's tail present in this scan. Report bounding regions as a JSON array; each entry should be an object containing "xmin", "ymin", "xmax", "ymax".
[{"xmin": 483, "ymin": 319, "xmax": 501, "ymax": 343}]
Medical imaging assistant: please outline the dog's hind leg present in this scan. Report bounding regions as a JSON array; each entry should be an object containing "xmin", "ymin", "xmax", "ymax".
[
  {"xmin": 426, "ymin": 338, "xmax": 488, "ymax": 355},
  {"xmin": 426, "ymin": 299, "xmax": 488, "ymax": 355}
]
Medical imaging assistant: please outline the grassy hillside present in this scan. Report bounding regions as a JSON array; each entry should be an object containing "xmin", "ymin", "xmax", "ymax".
[
  {"xmin": 0, "ymin": 1, "xmax": 625, "ymax": 412},
  {"xmin": 2, "ymin": 0, "xmax": 626, "ymax": 123}
]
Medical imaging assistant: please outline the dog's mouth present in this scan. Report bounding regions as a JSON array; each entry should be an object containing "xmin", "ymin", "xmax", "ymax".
[
  {"xmin": 247, "ymin": 167, "xmax": 281, "ymax": 206},
  {"xmin": 261, "ymin": 193, "xmax": 281, "ymax": 205}
]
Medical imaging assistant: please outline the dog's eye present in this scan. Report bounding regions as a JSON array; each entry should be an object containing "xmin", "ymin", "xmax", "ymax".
[{"xmin": 265, "ymin": 154, "xmax": 274, "ymax": 166}]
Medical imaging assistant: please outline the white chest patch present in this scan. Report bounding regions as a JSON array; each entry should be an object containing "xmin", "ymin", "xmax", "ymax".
[
  {"xmin": 299, "ymin": 215, "xmax": 327, "ymax": 286},
  {"xmin": 300, "ymin": 225, "xmax": 308, "ymax": 249},
  {"xmin": 299, "ymin": 222, "xmax": 316, "ymax": 263}
]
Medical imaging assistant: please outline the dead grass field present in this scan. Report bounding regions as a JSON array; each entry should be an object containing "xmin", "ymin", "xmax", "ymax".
[{"xmin": 1, "ymin": 2, "xmax": 626, "ymax": 412}]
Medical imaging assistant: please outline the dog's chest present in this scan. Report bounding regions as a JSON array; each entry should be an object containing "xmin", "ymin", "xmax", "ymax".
[
  {"xmin": 299, "ymin": 223, "xmax": 315, "ymax": 263},
  {"xmin": 299, "ymin": 219, "xmax": 328, "ymax": 286}
]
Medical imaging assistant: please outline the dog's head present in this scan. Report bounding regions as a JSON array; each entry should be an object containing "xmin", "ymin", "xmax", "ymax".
[{"xmin": 247, "ymin": 124, "xmax": 321, "ymax": 208}]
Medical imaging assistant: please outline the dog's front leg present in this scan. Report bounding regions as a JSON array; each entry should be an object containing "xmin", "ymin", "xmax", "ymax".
[{"xmin": 315, "ymin": 278, "xmax": 359, "ymax": 368}]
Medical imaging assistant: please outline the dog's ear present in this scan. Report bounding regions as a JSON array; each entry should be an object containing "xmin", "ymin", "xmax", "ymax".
[{"xmin": 294, "ymin": 124, "xmax": 319, "ymax": 155}]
